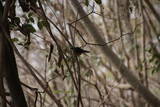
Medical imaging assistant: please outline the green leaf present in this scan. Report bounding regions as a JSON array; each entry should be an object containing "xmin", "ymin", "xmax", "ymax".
[
  {"xmin": 37, "ymin": 21, "xmax": 48, "ymax": 30},
  {"xmin": 14, "ymin": 17, "xmax": 20, "ymax": 25},
  {"xmin": 37, "ymin": 21, "xmax": 43, "ymax": 30},
  {"xmin": 22, "ymin": 24, "xmax": 36, "ymax": 33},
  {"xmin": 28, "ymin": 12, "xmax": 33, "ymax": 17},
  {"xmin": 95, "ymin": 0, "xmax": 102, "ymax": 4},
  {"xmin": 85, "ymin": 0, "xmax": 89, "ymax": 6},
  {"xmin": 9, "ymin": 24, "xmax": 16, "ymax": 30},
  {"xmin": 29, "ymin": 17, "xmax": 34, "ymax": 23},
  {"xmin": 11, "ymin": 38, "xmax": 19, "ymax": 42}
]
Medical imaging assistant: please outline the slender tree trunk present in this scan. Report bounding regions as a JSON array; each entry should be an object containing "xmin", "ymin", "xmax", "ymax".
[
  {"xmin": 0, "ymin": 0, "xmax": 27, "ymax": 105},
  {"xmin": 0, "ymin": 26, "xmax": 28, "ymax": 107}
]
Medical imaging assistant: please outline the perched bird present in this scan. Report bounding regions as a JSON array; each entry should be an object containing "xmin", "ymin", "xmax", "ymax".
[{"xmin": 71, "ymin": 47, "xmax": 90, "ymax": 56}]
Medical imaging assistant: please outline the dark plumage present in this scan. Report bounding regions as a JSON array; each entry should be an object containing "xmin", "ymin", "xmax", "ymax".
[{"xmin": 71, "ymin": 47, "xmax": 90, "ymax": 56}]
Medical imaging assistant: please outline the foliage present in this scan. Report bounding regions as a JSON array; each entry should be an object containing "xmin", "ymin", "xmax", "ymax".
[{"xmin": 148, "ymin": 46, "xmax": 160, "ymax": 74}]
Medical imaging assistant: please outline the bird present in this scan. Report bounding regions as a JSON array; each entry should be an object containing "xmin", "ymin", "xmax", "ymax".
[{"xmin": 71, "ymin": 47, "xmax": 90, "ymax": 56}]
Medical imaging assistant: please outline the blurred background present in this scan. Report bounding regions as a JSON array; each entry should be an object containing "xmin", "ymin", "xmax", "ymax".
[{"xmin": 2, "ymin": 0, "xmax": 160, "ymax": 107}]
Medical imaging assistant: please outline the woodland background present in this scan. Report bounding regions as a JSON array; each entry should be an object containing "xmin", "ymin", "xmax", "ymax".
[{"xmin": 0, "ymin": 0, "xmax": 160, "ymax": 107}]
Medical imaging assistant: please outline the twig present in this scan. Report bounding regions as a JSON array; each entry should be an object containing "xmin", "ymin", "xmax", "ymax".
[{"xmin": 69, "ymin": 22, "xmax": 142, "ymax": 47}]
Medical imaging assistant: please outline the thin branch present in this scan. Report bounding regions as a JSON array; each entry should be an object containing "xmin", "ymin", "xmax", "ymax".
[{"xmin": 68, "ymin": 22, "xmax": 142, "ymax": 47}]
